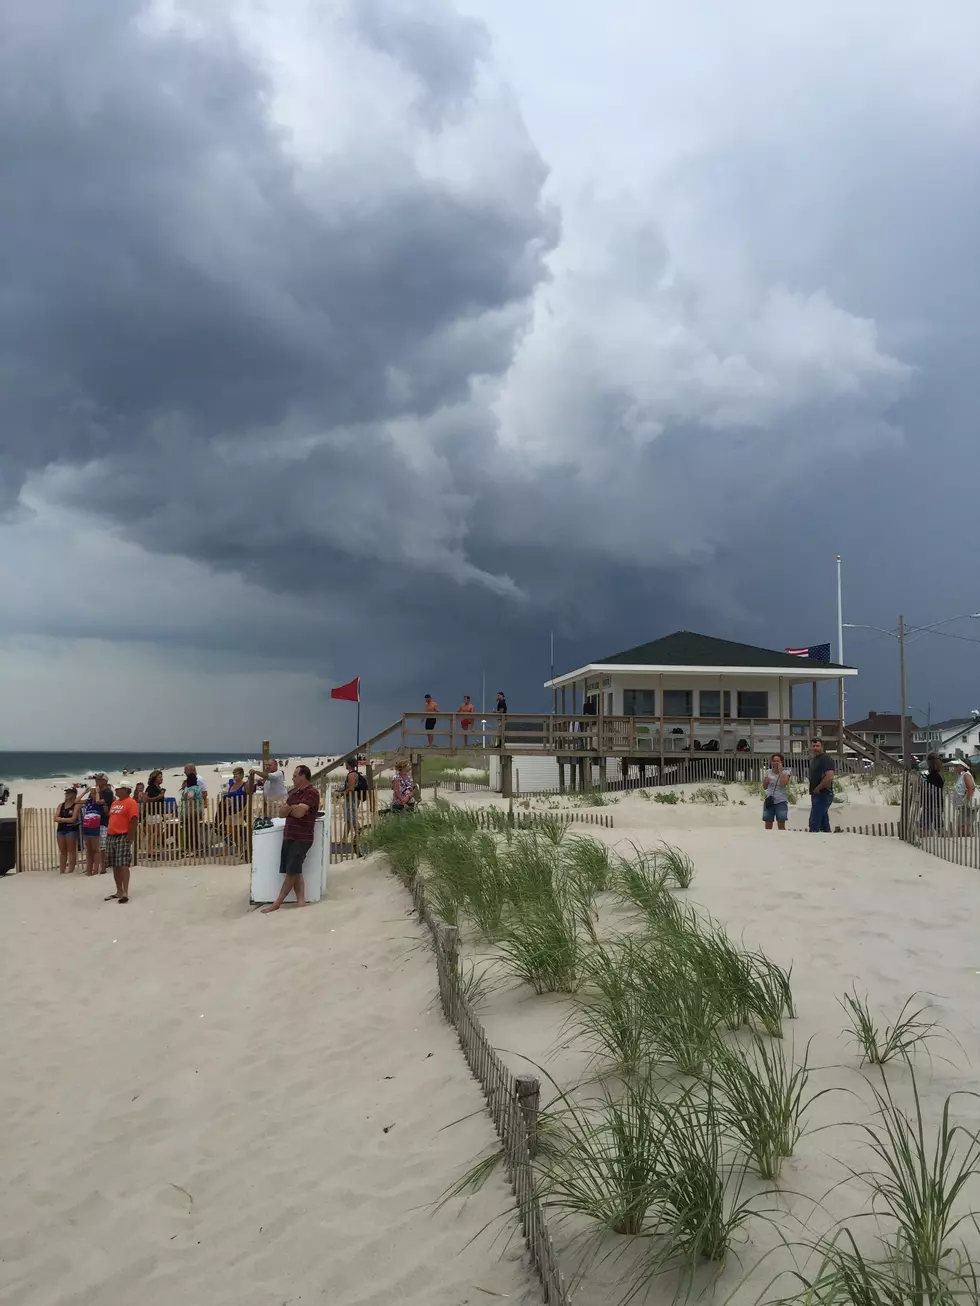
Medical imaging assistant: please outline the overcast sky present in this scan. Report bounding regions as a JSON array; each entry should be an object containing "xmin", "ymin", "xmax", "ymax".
[{"xmin": 3, "ymin": 0, "xmax": 980, "ymax": 750}]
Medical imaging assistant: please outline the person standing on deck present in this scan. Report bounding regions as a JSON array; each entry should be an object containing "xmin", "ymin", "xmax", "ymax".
[
  {"xmin": 458, "ymin": 695, "xmax": 475, "ymax": 747},
  {"xmin": 807, "ymin": 739, "xmax": 835, "ymax": 833},
  {"xmin": 495, "ymin": 690, "xmax": 508, "ymax": 748},
  {"xmin": 423, "ymin": 695, "xmax": 439, "ymax": 747},
  {"xmin": 261, "ymin": 765, "xmax": 321, "ymax": 913}
]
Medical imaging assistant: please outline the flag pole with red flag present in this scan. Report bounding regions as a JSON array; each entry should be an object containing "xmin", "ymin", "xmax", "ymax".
[{"xmin": 330, "ymin": 677, "xmax": 361, "ymax": 753}]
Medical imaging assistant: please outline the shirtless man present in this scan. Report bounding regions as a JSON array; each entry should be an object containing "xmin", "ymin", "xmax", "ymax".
[
  {"xmin": 423, "ymin": 694, "xmax": 440, "ymax": 747},
  {"xmin": 457, "ymin": 695, "xmax": 475, "ymax": 747}
]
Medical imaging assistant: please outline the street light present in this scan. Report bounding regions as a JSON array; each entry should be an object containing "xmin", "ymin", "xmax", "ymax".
[{"xmin": 843, "ymin": 613, "xmax": 980, "ymax": 764}]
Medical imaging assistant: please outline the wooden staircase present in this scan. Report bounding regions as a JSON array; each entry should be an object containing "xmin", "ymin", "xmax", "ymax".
[{"xmin": 841, "ymin": 726, "xmax": 904, "ymax": 772}]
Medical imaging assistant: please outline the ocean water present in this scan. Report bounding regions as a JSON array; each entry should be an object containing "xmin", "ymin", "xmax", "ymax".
[{"xmin": 0, "ymin": 752, "xmax": 257, "ymax": 783}]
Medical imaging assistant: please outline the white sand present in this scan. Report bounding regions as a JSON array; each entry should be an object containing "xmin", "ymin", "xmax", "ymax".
[
  {"xmin": 0, "ymin": 858, "xmax": 534, "ymax": 1306},
  {"xmin": 445, "ymin": 794, "xmax": 980, "ymax": 1304}
]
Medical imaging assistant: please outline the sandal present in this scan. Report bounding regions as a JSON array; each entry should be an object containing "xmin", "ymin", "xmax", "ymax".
[{"xmin": 104, "ymin": 893, "xmax": 118, "ymax": 901}]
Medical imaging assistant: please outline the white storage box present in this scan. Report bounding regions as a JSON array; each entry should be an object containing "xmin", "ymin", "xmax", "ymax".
[{"xmin": 250, "ymin": 804, "xmax": 329, "ymax": 906}]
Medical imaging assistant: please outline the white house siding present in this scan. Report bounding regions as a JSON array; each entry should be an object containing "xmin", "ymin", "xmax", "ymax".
[
  {"xmin": 916, "ymin": 723, "xmax": 980, "ymax": 756},
  {"xmin": 489, "ymin": 754, "xmax": 619, "ymax": 793}
]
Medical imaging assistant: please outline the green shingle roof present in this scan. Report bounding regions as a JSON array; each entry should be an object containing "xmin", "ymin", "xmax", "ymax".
[{"xmin": 597, "ymin": 631, "xmax": 851, "ymax": 671}]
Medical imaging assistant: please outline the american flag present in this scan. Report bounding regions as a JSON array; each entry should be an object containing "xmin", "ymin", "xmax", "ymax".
[{"xmin": 785, "ymin": 643, "xmax": 831, "ymax": 663}]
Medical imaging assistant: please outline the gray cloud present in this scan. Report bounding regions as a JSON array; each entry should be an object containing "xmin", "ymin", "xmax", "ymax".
[{"xmin": 4, "ymin": 0, "xmax": 980, "ymax": 744}]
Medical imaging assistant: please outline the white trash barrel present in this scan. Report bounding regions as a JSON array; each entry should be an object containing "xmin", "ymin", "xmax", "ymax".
[{"xmin": 250, "ymin": 809, "xmax": 329, "ymax": 906}]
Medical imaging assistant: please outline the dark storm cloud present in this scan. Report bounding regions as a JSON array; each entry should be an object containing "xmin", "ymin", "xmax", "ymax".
[
  {"xmin": 0, "ymin": 0, "xmax": 555, "ymax": 599},
  {"xmin": 7, "ymin": 0, "xmax": 980, "ymax": 736}
]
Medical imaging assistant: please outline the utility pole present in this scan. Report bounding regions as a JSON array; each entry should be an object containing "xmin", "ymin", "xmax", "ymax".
[{"xmin": 898, "ymin": 614, "xmax": 910, "ymax": 766}]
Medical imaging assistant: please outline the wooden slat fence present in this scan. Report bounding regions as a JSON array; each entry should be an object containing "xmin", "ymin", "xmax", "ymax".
[
  {"xmin": 409, "ymin": 876, "xmax": 570, "ymax": 1306},
  {"xmin": 516, "ymin": 753, "xmax": 874, "ymax": 796},
  {"xmin": 900, "ymin": 772, "xmax": 980, "ymax": 869},
  {"xmin": 16, "ymin": 794, "xmax": 286, "ymax": 872},
  {"xmin": 326, "ymin": 786, "xmax": 379, "ymax": 863}
]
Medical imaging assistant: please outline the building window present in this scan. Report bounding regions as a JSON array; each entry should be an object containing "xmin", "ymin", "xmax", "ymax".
[
  {"xmin": 737, "ymin": 690, "xmax": 769, "ymax": 719},
  {"xmin": 623, "ymin": 689, "xmax": 657, "ymax": 717},
  {"xmin": 872, "ymin": 733, "xmax": 887, "ymax": 745},
  {"xmin": 663, "ymin": 689, "xmax": 693, "ymax": 716},
  {"xmin": 606, "ymin": 692, "xmax": 613, "ymax": 716},
  {"xmin": 699, "ymin": 690, "xmax": 731, "ymax": 718}
]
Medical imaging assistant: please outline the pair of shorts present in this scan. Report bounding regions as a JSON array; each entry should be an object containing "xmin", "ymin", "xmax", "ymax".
[
  {"xmin": 459, "ymin": 719, "xmax": 473, "ymax": 730},
  {"xmin": 103, "ymin": 834, "xmax": 133, "ymax": 868},
  {"xmin": 57, "ymin": 829, "xmax": 80, "ymax": 839},
  {"xmin": 424, "ymin": 717, "xmax": 437, "ymax": 730},
  {"xmin": 279, "ymin": 839, "xmax": 312, "ymax": 877},
  {"xmin": 763, "ymin": 801, "xmax": 789, "ymax": 823}
]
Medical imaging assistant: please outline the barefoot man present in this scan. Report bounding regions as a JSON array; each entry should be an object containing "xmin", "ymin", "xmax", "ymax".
[
  {"xmin": 423, "ymin": 693, "xmax": 440, "ymax": 747},
  {"xmin": 457, "ymin": 694, "xmax": 475, "ymax": 747},
  {"xmin": 103, "ymin": 781, "xmax": 140, "ymax": 904},
  {"xmin": 261, "ymin": 765, "xmax": 320, "ymax": 913}
]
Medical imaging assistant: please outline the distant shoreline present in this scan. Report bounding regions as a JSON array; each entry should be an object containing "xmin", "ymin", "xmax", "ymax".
[{"xmin": 0, "ymin": 751, "xmax": 318, "ymax": 784}]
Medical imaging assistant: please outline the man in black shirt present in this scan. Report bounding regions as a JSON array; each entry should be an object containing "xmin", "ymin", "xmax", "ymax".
[
  {"xmin": 808, "ymin": 739, "xmax": 835, "ymax": 833},
  {"xmin": 495, "ymin": 691, "xmax": 507, "ymax": 748}
]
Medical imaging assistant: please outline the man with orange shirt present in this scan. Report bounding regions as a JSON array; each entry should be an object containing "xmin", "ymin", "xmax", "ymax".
[{"xmin": 104, "ymin": 781, "xmax": 140, "ymax": 904}]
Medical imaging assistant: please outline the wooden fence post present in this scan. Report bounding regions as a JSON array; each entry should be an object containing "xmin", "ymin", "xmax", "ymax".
[
  {"xmin": 515, "ymin": 1074, "xmax": 541, "ymax": 1157},
  {"xmin": 15, "ymin": 792, "xmax": 23, "ymax": 872},
  {"xmin": 437, "ymin": 923, "xmax": 460, "ymax": 970}
]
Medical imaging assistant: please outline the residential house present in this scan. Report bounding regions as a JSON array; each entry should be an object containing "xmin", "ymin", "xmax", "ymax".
[
  {"xmin": 913, "ymin": 715, "xmax": 980, "ymax": 758},
  {"xmin": 845, "ymin": 712, "xmax": 909, "ymax": 756}
]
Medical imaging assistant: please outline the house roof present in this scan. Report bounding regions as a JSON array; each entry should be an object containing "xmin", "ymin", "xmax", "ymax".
[
  {"xmin": 847, "ymin": 714, "xmax": 905, "ymax": 734},
  {"xmin": 545, "ymin": 630, "xmax": 856, "ymax": 690},
  {"xmin": 597, "ymin": 631, "xmax": 852, "ymax": 672},
  {"xmin": 926, "ymin": 717, "xmax": 974, "ymax": 732}
]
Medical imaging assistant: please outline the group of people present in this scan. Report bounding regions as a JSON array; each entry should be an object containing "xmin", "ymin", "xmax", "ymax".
[
  {"xmin": 761, "ymin": 741, "xmax": 979, "ymax": 834},
  {"xmin": 922, "ymin": 753, "xmax": 975, "ymax": 832},
  {"xmin": 52, "ymin": 757, "xmax": 302, "ymax": 897},
  {"xmin": 760, "ymin": 739, "xmax": 836, "ymax": 833},
  {"xmin": 421, "ymin": 692, "xmax": 507, "ymax": 746},
  {"xmin": 54, "ymin": 775, "xmax": 140, "ymax": 901}
]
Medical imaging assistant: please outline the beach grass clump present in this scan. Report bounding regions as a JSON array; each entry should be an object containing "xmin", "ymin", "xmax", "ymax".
[
  {"xmin": 561, "ymin": 835, "xmax": 613, "ymax": 895},
  {"xmin": 640, "ymin": 946, "xmax": 721, "ymax": 1079},
  {"xmin": 743, "ymin": 951, "xmax": 792, "ymax": 1038},
  {"xmin": 650, "ymin": 1082, "xmax": 758, "ymax": 1266},
  {"xmin": 659, "ymin": 841, "xmax": 696, "ymax": 889},
  {"xmin": 572, "ymin": 937, "xmax": 656, "ymax": 1075},
  {"xmin": 690, "ymin": 786, "xmax": 728, "ymax": 805},
  {"xmin": 780, "ymin": 1068, "xmax": 980, "ymax": 1306},
  {"xmin": 856, "ymin": 1068, "xmax": 980, "ymax": 1282},
  {"xmin": 497, "ymin": 902, "xmax": 582, "ymax": 993},
  {"xmin": 615, "ymin": 847, "xmax": 669, "ymax": 905},
  {"xmin": 496, "ymin": 842, "xmax": 583, "ymax": 993},
  {"xmin": 709, "ymin": 1034, "xmax": 827, "ymax": 1179},
  {"xmin": 541, "ymin": 1072, "xmax": 668, "ymax": 1237},
  {"xmin": 455, "ymin": 958, "xmax": 494, "ymax": 1008},
  {"xmin": 840, "ymin": 989, "xmax": 937, "ymax": 1065},
  {"xmin": 537, "ymin": 815, "xmax": 568, "ymax": 846},
  {"xmin": 653, "ymin": 790, "xmax": 681, "ymax": 804}
]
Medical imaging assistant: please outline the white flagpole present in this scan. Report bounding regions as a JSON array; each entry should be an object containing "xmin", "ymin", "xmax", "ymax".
[
  {"xmin": 836, "ymin": 555, "xmax": 844, "ymax": 664},
  {"xmin": 836, "ymin": 555, "xmax": 846, "ymax": 737}
]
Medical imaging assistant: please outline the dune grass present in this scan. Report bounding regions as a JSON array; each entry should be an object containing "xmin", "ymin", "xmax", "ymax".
[
  {"xmin": 708, "ymin": 1033, "xmax": 829, "ymax": 1179},
  {"xmin": 840, "ymin": 989, "xmax": 938, "ymax": 1066}
]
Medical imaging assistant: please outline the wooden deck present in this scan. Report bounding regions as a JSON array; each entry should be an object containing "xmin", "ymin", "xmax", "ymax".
[{"xmin": 391, "ymin": 711, "xmax": 843, "ymax": 758}]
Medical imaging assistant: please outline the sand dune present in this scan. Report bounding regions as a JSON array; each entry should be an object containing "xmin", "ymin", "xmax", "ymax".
[{"xmin": 0, "ymin": 859, "xmax": 533, "ymax": 1306}]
